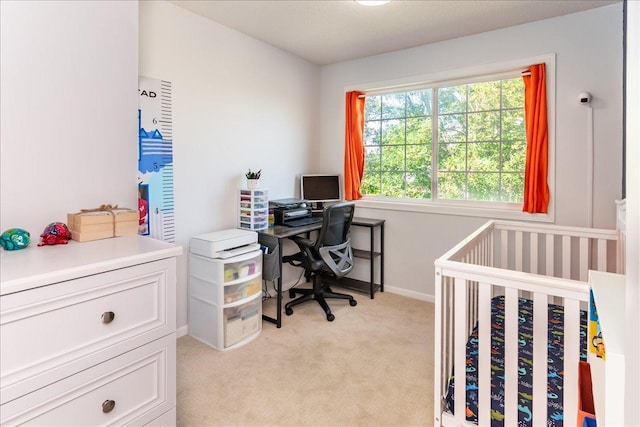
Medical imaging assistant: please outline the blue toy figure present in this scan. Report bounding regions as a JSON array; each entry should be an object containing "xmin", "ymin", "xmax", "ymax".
[{"xmin": 0, "ymin": 228, "xmax": 31, "ymax": 251}]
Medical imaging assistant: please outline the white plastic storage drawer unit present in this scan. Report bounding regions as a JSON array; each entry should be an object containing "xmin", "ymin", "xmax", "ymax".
[{"xmin": 188, "ymin": 248, "xmax": 262, "ymax": 350}]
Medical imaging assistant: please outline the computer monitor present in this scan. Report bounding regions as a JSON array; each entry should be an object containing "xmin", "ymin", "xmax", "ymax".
[{"xmin": 300, "ymin": 174, "xmax": 342, "ymax": 211}]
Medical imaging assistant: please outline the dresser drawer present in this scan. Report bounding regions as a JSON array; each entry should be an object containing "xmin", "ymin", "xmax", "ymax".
[
  {"xmin": 0, "ymin": 258, "xmax": 176, "ymax": 404},
  {"xmin": 0, "ymin": 333, "xmax": 176, "ymax": 426}
]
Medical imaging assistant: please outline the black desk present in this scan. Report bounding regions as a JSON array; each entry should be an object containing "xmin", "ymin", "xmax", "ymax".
[
  {"xmin": 258, "ymin": 217, "xmax": 385, "ymax": 328},
  {"xmin": 258, "ymin": 222, "xmax": 321, "ymax": 328}
]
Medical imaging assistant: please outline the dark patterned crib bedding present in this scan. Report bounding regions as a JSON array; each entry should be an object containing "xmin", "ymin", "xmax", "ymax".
[{"xmin": 445, "ymin": 295, "xmax": 587, "ymax": 427}]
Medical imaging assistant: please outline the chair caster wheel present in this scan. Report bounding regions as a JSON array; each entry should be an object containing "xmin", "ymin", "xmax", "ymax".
[
  {"xmin": 288, "ymin": 289, "xmax": 296, "ymax": 298},
  {"xmin": 285, "ymin": 307, "xmax": 293, "ymax": 316},
  {"xmin": 327, "ymin": 313, "xmax": 335, "ymax": 322},
  {"xmin": 350, "ymin": 299, "xmax": 357, "ymax": 307}
]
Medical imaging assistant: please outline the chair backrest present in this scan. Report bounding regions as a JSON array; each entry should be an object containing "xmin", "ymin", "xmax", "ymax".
[
  {"xmin": 315, "ymin": 202, "xmax": 355, "ymax": 248},
  {"xmin": 315, "ymin": 202, "xmax": 355, "ymax": 277}
]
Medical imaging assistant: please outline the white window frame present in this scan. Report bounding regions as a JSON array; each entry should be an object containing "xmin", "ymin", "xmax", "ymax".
[{"xmin": 349, "ymin": 54, "xmax": 556, "ymax": 222}]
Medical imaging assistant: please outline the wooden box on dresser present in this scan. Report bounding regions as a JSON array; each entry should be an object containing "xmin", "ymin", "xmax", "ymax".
[{"xmin": 0, "ymin": 236, "xmax": 182, "ymax": 426}]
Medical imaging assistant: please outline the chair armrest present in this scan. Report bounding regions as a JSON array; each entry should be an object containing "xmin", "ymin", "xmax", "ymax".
[
  {"xmin": 289, "ymin": 235, "xmax": 314, "ymax": 248},
  {"xmin": 283, "ymin": 236, "xmax": 315, "ymax": 268}
]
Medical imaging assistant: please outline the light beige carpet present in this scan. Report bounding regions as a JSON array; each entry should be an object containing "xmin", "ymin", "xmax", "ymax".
[{"xmin": 177, "ymin": 289, "xmax": 434, "ymax": 427}]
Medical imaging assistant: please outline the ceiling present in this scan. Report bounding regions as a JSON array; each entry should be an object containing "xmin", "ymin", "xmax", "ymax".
[{"xmin": 169, "ymin": 0, "xmax": 620, "ymax": 65}]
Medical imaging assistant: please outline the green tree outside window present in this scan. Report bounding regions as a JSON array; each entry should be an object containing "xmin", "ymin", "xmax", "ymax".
[{"xmin": 362, "ymin": 77, "xmax": 525, "ymax": 203}]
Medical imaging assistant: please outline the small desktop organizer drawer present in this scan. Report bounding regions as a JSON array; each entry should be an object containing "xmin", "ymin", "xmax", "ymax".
[
  {"xmin": 240, "ymin": 189, "xmax": 267, "ymax": 202},
  {"xmin": 239, "ymin": 215, "xmax": 268, "ymax": 230},
  {"xmin": 188, "ymin": 249, "xmax": 263, "ymax": 350}
]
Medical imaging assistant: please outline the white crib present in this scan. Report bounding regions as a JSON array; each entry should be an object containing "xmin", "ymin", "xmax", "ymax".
[{"xmin": 434, "ymin": 220, "xmax": 620, "ymax": 427}]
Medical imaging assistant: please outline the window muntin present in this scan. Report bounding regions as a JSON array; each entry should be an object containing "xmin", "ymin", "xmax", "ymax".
[{"xmin": 362, "ymin": 75, "xmax": 525, "ymax": 204}]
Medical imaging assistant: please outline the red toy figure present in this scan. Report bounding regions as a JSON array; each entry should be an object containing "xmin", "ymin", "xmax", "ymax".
[{"xmin": 37, "ymin": 222, "xmax": 72, "ymax": 246}]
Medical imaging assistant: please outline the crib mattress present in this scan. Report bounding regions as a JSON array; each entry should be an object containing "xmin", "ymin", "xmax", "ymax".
[{"xmin": 445, "ymin": 295, "xmax": 587, "ymax": 427}]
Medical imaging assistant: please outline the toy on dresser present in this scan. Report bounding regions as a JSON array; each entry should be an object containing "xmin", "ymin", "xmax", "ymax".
[
  {"xmin": 37, "ymin": 222, "xmax": 72, "ymax": 246},
  {"xmin": 0, "ymin": 228, "xmax": 31, "ymax": 251}
]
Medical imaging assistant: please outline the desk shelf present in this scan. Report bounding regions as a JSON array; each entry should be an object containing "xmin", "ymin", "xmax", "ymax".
[
  {"xmin": 333, "ymin": 217, "xmax": 385, "ymax": 299},
  {"xmin": 326, "ymin": 276, "xmax": 382, "ymax": 295},
  {"xmin": 353, "ymin": 248, "xmax": 380, "ymax": 259}
]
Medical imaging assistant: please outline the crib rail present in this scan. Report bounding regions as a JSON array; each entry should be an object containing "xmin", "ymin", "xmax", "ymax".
[
  {"xmin": 434, "ymin": 220, "xmax": 618, "ymax": 427},
  {"xmin": 441, "ymin": 220, "xmax": 618, "ymax": 280}
]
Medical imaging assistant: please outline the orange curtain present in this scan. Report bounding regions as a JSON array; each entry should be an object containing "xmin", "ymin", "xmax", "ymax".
[
  {"xmin": 522, "ymin": 63, "xmax": 549, "ymax": 213},
  {"xmin": 344, "ymin": 91, "xmax": 366, "ymax": 200}
]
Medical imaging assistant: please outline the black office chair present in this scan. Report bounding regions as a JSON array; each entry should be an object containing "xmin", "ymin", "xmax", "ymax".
[{"xmin": 283, "ymin": 202, "xmax": 357, "ymax": 321}]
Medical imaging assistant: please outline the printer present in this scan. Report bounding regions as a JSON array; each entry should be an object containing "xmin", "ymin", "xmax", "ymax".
[
  {"xmin": 190, "ymin": 228, "xmax": 260, "ymax": 259},
  {"xmin": 270, "ymin": 198, "xmax": 312, "ymax": 226}
]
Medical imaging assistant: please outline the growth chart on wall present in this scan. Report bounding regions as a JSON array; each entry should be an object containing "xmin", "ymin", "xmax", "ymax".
[{"xmin": 138, "ymin": 76, "xmax": 175, "ymax": 243}]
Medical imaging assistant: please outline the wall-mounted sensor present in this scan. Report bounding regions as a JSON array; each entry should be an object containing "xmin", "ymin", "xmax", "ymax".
[{"xmin": 579, "ymin": 92, "xmax": 592, "ymax": 104}]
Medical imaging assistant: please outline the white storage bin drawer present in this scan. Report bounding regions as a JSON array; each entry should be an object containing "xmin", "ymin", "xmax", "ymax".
[
  {"xmin": 1, "ymin": 259, "xmax": 176, "ymax": 404},
  {"xmin": 188, "ymin": 291, "xmax": 262, "ymax": 350},
  {"xmin": 223, "ymin": 276, "xmax": 261, "ymax": 303},
  {"xmin": 224, "ymin": 295, "xmax": 261, "ymax": 348},
  {"xmin": 189, "ymin": 251, "xmax": 261, "ymax": 285},
  {"xmin": 0, "ymin": 334, "xmax": 176, "ymax": 426},
  {"xmin": 189, "ymin": 270, "xmax": 261, "ymax": 305},
  {"xmin": 224, "ymin": 257, "xmax": 261, "ymax": 282}
]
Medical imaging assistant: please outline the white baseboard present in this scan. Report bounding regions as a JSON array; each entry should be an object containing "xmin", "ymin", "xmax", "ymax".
[
  {"xmin": 176, "ymin": 324, "xmax": 188, "ymax": 338},
  {"xmin": 383, "ymin": 285, "xmax": 435, "ymax": 303}
]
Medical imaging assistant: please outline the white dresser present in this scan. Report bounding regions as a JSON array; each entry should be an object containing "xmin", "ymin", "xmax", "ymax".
[{"xmin": 0, "ymin": 236, "xmax": 182, "ymax": 426}]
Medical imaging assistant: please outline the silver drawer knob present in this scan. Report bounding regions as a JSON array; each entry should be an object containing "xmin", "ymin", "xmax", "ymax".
[
  {"xmin": 101, "ymin": 311, "xmax": 115, "ymax": 324},
  {"xmin": 102, "ymin": 399, "xmax": 116, "ymax": 413}
]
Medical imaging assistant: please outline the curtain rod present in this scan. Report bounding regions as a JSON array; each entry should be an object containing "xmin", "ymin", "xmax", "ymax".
[{"xmin": 357, "ymin": 69, "xmax": 533, "ymax": 97}]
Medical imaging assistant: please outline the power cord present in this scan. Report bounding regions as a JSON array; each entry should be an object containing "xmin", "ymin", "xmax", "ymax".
[
  {"xmin": 288, "ymin": 268, "xmax": 306, "ymax": 290},
  {"xmin": 262, "ymin": 267, "xmax": 307, "ymax": 302}
]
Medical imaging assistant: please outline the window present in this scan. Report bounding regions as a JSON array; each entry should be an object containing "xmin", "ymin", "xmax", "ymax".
[{"xmin": 361, "ymin": 75, "xmax": 526, "ymax": 205}]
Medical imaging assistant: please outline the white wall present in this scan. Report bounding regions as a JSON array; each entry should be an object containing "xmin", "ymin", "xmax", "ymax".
[
  {"xmin": 138, "ymin": 1, "xmax": 320, "ymax": 331},
  {"xmin": 320, "ymin": 4, "xmax": 624, "ymax": 300},
  {"xmin": 0, "ymin": 1, "xmax": 139, "ymax": 234}
]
